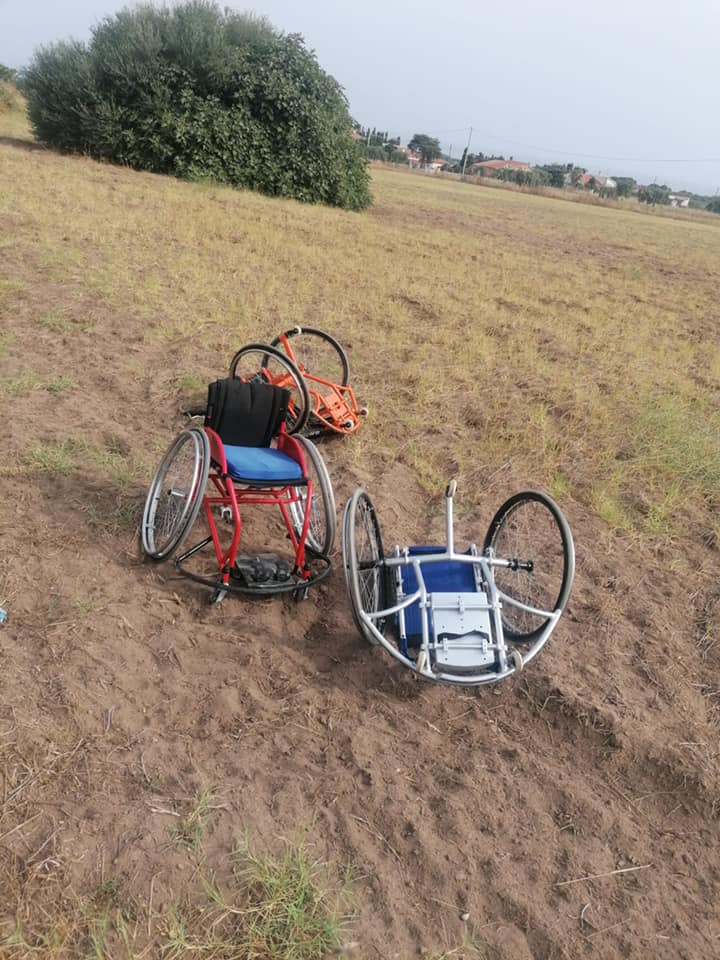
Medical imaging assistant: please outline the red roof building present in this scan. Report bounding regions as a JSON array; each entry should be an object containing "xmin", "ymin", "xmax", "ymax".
[{"xmin": 471, "ymin": 159, "xmax": 532, "ymax": 175}]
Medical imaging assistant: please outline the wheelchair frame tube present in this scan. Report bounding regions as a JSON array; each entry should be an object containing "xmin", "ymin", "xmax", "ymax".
[{"xmin": 356, "ymin": 549, "xmax": 562, "ymax": 685}]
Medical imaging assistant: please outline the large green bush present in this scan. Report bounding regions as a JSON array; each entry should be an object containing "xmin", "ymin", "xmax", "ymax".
[{"xmin": 21, "ymin": 1, "xmax": 371, "ymax": 210}]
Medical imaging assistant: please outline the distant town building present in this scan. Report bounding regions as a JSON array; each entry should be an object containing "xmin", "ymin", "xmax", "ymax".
[
  {"xmin": 578, "ymin": 173, "xmax": 617, "ymax": 191},
  {"xmin": 470, "ymin": 159, "xmax": 532, "ymax": 176}
]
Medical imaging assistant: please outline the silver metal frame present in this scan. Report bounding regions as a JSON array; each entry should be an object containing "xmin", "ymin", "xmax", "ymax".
[
  {"xmin": 288, "ymin": 436, "xmax": 337, "ymax": 556},
  {"xmin": 141, "ymin": 427, "xmax": 210, "ymax": 561},
  {"xmin": 342, "ymin": 482, "xmax": 570, "ymax": 686}
]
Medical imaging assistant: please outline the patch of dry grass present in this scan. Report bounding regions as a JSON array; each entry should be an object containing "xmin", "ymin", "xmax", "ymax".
[
  {"xmin": 2, "ymin": 96, "xmax": 718, "ymax": 536},
  {"xmin": 0, "ymin": 840, "xmax": 353, "ymax": 960},
  {"xmin": 389, "ymin": 162, "xmax": 720, "ymax": 226}
]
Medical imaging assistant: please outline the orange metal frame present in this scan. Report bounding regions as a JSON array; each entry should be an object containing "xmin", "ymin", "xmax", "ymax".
[{"xmin": 273, "ymin": 332, "xmax": 362, "ymax": 435}]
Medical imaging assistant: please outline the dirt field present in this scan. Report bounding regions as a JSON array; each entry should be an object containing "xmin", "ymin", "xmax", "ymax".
[{"xmin": 2, "ymin": 99, "xmax": 720, "ymax": 958}]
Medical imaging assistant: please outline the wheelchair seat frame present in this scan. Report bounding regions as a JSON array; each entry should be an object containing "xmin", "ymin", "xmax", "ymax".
[
  {"xmin": 141, "ymin": 382, "xmax": 335, "ymax": 602},
  {"xmin": 342, "ymin": 481, "xmax": 575, "ymax": 685}
]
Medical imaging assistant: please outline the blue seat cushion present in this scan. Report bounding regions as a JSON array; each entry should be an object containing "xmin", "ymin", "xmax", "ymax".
[
  {"xmin": 399, "ymin": 547, "xmax": 479, "ymax": 642},
  {"xmin": 223, "ymin": 445, "xmax": 304, "ymax": 483}
]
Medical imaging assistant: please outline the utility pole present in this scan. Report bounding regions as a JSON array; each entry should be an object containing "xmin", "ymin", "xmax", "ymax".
[
  {"xmin": 461, "ymin": 126, "xmax": 473, "ymax": 178},
  {"xmin": 448, "ymin": 143, "xmax": 453, "ymax": 167}
]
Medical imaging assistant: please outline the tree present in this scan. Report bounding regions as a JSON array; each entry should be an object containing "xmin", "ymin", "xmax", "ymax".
[
  {"xmin": 496, "ymin": 167, "xmax": 549, "ymax": 188},
  {"xmin": 21, "ymin": 1, "xmax": 371, "ymax": 210},
  {"xmin": 613, "ymin": 176, "xmax": 637, "ymax": 198},
  {"xmin": 537, "ymin": 164, "xmax": 566, "ymax": 188},
  {"xmin": 638, "ymin": 184, "xmax": 670, "ymax": 206},
  {"xmin": 705, "ymin": 198, "xmax": 720, "ymax": 214},
  {"xmin": 408, "ymin": 133, "xmax": 441, "ymax": 165}
]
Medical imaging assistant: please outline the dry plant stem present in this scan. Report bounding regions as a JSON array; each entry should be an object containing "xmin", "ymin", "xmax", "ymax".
[
  {"xmin": 1, "ymin": 739, "xmax": 85, "ymax": 811},
  {"xmin": 555, "ymin": 864, "xmax": 652, "ymax": 887}
]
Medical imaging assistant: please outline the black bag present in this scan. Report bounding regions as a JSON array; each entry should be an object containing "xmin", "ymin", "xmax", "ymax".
[{"xmin": 205, "ymin": 378, "xmax": 289, "ymax": 447}]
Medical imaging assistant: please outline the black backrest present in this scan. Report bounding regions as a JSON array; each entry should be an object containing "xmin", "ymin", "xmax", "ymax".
[{"xmin": 205, "ymin": 378, "xmax": 290, "ymax": 447}]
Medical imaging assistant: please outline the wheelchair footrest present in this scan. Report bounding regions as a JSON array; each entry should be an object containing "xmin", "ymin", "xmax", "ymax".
[
  {"xmin": 429, "ymin": 592, "xmax": 498, "ymax": 672},
  {"xmin": 231, "ymin": 553, "xmax": 292, "ymax": 588}
]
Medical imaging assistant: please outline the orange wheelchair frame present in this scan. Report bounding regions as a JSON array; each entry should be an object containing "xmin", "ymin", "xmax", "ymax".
[{"xmin": 229, "ymin": 327, "xmax": 366, "ymax": 437}]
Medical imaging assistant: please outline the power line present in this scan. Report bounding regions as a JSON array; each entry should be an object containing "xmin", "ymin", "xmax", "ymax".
[
  {"xmin": 394, "ymin": 125, "xmax": 720, "ymax": 164},
  {"xmin": 452, "ymin": 130, "xmax": 720, "ymax": 164}
]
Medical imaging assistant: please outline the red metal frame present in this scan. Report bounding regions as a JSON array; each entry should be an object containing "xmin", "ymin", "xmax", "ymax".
[{"xmin": 202, "ymin": 426, "xmax": 314, "ymax": 589}]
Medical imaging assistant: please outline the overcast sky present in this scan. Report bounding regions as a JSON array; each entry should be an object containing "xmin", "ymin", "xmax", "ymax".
[{"xmin": 2, "ymin": 0, "xmax": 718, "ymax": 193}]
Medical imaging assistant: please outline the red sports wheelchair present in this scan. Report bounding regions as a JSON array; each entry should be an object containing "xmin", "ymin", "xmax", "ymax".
[
  {"xmin": 141, "ymin": 378, "xmax": 335, "ymax": 601},
  {"xmin": 229, "ymin": 327, "xmax": 367, "ymax": 437}
]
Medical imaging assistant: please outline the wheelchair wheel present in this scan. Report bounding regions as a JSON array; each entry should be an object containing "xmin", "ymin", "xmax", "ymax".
[
  {"xmin": 142, "ymin": 428, "xmax": 210, "ymax": 562},
  {"xmin": 342, "ymin": 489, "xmax": 388, "ymax": 645},
  {"xmin": 289, "ymin": 436, "xmax": 336, "ymax": 557},
  {"xmin": 229, "ymin": 343, "xmax": 310, "ymax": 435},
  {"xmin": 483, "ymin": 490, "xmax": 574, "ymax": 643},
  {"xmin": 270, "ymin": 327, "xmax": 350, "ymax": 387}
]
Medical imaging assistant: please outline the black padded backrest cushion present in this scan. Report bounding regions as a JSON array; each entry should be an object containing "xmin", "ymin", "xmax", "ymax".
[{"xmin": 205, "ymin": 378, "xmax": 290, "ymax": 447}]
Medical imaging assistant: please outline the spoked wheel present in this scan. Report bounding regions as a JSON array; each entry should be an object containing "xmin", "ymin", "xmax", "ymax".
[
  {"xmin": 229, "ymin": 342, "xmax": 310, "ymax": 435},
  {"xmin": 142, "ymin": 428, "xmax": 210, "ymax": 562},
  {"xmin": 289, "ymin": 436, "xmax": 336, "ymax": 557},
  {"xmin": 342, "ymin": 489, "xmax": 388, "ymax": 646},
  {"xmin": 483, "ymin": 490, "xmax": 574, "ymax": 643},
  {"xmin": 271, "ymin": 327, "xmax": 350, "ymax": 388}
]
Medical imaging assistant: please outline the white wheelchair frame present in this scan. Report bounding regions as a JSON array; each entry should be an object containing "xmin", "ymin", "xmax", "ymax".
[{"xmin": 342, "ymin": 481, "xmax": 575, "ymax": 686}]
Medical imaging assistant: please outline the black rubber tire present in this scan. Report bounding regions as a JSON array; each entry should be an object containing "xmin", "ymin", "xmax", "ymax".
[
  {"xmin": 483, "ymin": 490, "xmax": 574, "ymax": 643},
  {"xmin": 342, "ymin": 489, "xmax": 389, "ymax": 646},
  {"xmin": 270, "ymin": 326, "xmax": 350, "ymax": 387},
  {"xmin": 228, "ymin": 342, "xmax": 310, "ymax": 435},
  {"xmin": 141, "ymin": 428, "xmax": 210, "ymax": 562}
]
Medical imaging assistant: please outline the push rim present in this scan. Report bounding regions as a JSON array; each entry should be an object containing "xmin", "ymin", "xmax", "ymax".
[
  {"xmin": 270, "ymin": 326, "xmax": 350, "ymax": 387},
  {"xmin": 483, "ymin": 490, "xmax": 574, "ymax": 643},
  {"xmin": 343, "ymin": 489, "xmax": 387, "ymax": 645},
  {"xmin": 229, "ymin": 342, "xmax": 310, "ymax": 434},
  {"xmin": 142, "ymin": 428, "xmax": 210, "ymax": 562},
  {"xmin": 289, "ymin": 436, "xmax": 336, "ymax": 556}
]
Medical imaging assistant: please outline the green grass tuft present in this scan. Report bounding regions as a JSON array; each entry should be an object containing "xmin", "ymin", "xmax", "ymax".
[
  {"xmin": 0, "ymin": 370, "xmax": 44, "ymax": 397},
  {"xmin": 229, "ymin": 840, "xmax": 352, "ymax": 959},
  {"xmin": 46, "ymin": 375, "xmax": 77, "ymax": 394},
  {"xmin": 171, "ymin": 789, "xmax": 218, "ymax": 850},
  {"xmin": 632, "ymin": 396, "xmax": 720, "ymax": 499},
  {"xmin": 23, "ymin": 439, "xmax": 83, "ymax": 475}
]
